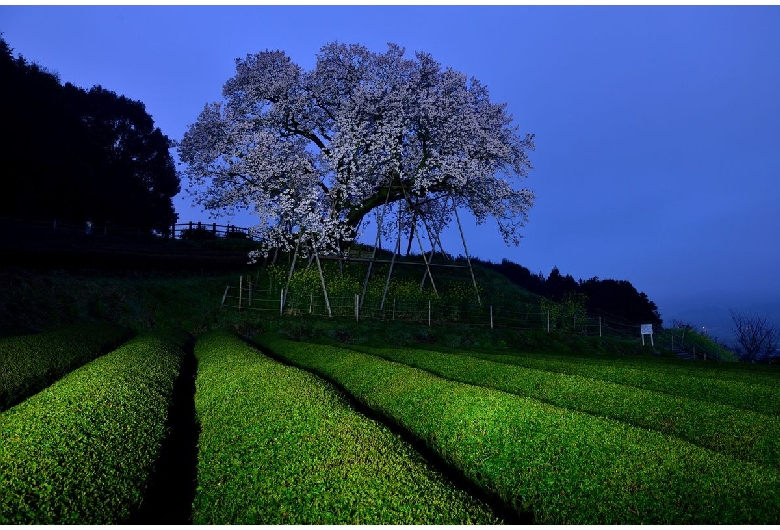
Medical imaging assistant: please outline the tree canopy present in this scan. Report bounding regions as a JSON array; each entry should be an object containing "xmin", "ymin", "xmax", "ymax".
[
  {"xmin": 179, "ymin": 42, "xmax": 535, "ymax": 257},
  {"xmin": 0, "ymin": 36, "xmax": 180, "ymax": 234},
  {"xmin": 482, "ymin": 259, "xmax": 663, "ymax": 326}
]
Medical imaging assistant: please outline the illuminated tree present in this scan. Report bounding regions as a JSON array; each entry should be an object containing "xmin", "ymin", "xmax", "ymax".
[{"xmin": 179, "ymin": 42, "xmax": 535, "ymax": 259}]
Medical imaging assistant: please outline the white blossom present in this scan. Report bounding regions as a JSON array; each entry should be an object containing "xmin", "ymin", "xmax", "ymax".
[{"xmin": 179, "ymin": 42, "xmax": 535, "ymax": 258}]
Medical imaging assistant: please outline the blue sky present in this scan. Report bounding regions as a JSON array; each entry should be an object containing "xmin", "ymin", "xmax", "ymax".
[{"xmin": 2, "ymin": 4, "xmax": 779, "ymax": 344}]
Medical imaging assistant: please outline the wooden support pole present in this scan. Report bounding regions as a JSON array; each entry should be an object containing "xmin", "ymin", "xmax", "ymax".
[
  {"xmin": 452, "ymin": 200, "xmax": 482, "ymax": 307},
  {"xmin": 414, "ymin": 226, "xmax": 438, "ymax": 296},
  {"xmin": 490, "ymin": 305, "xmax": 494, "ymax": 329},
  {"xmin": 314, "ymin": 250, "xmax": 332, "ymax": 318},
  {"xmin": 355, "ymin": 294, "xmax": 359, "ymax": 322},
  {"xmin": 238, "ymin": 276, "xmax": 243, "ymax": 311},
  {"xmin": 362, "ymin": 184, "xmax": 392, "ymax": 310},
  {"xmin": 221, "ymin": 286, "xmax": 231, "ymax": 307},
  {"xmin": 381, "ymin": 231, "xmax": 401, "ymax": 311}
]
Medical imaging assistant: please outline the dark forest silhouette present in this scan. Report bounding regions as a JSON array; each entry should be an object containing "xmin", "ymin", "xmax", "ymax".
[
  {"xmin": 477, "ymin": 258, "xmax": 663, "ymax": 326},
  {"xmin": 0, "ymin": 36, "xmax": 180, "ymax": 236}
]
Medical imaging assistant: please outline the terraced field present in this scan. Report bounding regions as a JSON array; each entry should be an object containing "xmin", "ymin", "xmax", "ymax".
[
  {"xmin": 2, "ymin": 324, "xmax": 779, "ymax": 524},
  {"xmin": 253, "ymin": 334, "xmax": 780, "ymax": 524}
]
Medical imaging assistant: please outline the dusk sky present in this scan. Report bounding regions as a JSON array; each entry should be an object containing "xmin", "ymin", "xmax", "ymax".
[{"xmin": 2, "ymin": 4, "xmax": 778, "ymax": 344}]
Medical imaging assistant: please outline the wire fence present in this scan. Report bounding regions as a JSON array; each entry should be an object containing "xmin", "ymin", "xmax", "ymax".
[{"xmin": 221, "ymin": 277, "xmax": 647, "ymax": 341}]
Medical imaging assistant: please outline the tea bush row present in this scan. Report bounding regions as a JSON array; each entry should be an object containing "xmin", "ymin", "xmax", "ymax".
[
  {"xmin": 437, "ymin": 346, "xmax": 780, "ymax": 416},
  {"xmin": 0, "ymin": 322, "xmax": 131, "ymax": 411},
  {"xmin": 341, "ymin": 342, "xmax": 780, "ymax": 469},
  {"xmin": 254, "ymin": 334, "xmax": 780, "ymax": 524},
  {"xmin": 192, "ymin": 330, "xmax": 500, "ymax": 524},
  {"xmin": 0, "ymin": 329, "xmax": 189, "ymax": 524}
]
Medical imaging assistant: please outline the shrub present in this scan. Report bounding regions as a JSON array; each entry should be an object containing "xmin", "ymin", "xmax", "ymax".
[
  {"xmin": 343, "ymin": 343, "xmax": 780, "ymax": 469},
  {"xmin": 253, "ymin": 334, "xmax": 780, "ymax": 524},
  {"xmin": 0, "ymin": 322, "xmax": 131, "ymax": 411},
  {"xmin": 0, "ymin": 329, "xmax": 189, "ymax": 524},
  {"xmin": 192, "ymin": 330, "xmax": 501, "ymax": 524}
]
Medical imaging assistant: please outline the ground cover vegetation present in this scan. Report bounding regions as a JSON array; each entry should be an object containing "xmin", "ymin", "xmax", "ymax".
[
  {"xmin": 0, "ymin": 329, "xmax": 189, "ymax": 524},
  {"xmin": 251, "ymin": 334, "xmax": 780, "ymax": 524},
  {"xmin": 0, "ymin": 322, "xmax": 131, "ymax": 411},
  {"xmin": 412, "ymin": 345, "xmax": 780, "ymax": 416},
  {"xmin": 192, "ymin": 330, "xmax": 500, "ymax": 524},
  {"xmin": 327, "ymin": 341, "xmax": 780, "ymax": 469}
]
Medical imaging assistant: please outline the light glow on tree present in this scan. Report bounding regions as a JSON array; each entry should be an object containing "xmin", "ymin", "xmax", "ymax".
[{"xmin": 179, "ymin": 42, "xmax": 535, "ymax": 260}]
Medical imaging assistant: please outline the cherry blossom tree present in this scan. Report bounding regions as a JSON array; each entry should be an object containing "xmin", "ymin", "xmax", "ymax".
[{"xmin": 179, "ymin": 42, "xmax": 535, "ymax": 259}]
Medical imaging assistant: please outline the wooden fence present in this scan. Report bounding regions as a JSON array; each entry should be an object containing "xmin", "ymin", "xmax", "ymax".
[{"xmin": 0, "ymin": 217, "xmax": 254, "ymax": 240}]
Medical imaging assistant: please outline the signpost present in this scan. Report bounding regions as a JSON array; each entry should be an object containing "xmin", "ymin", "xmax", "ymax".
[{"xmin": 641, "ymin": 324, "xmax": 654, "ymax": 346}]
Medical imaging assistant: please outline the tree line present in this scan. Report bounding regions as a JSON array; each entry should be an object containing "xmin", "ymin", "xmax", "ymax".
[
  {"xmin": 477, "ymin": 258, "xmax": 663, "ymax": 327},
  {"xmin": 0, "ymin": 36, "xmax": 179, "ymax": 236}
]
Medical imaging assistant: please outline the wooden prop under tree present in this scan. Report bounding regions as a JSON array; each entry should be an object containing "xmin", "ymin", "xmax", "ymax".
[{"xmin": 277, "ymin": 177, "xmax": 483, "ymax": 318}]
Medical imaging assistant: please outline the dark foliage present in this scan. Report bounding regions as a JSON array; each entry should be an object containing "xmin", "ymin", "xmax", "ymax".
[
  {"xmin": 0, "ymin": 36, "xmax": 180, "ymax": 235},
  {"xmin": 476, "ymin": 257, "xmax": 662, "ymax": 326}
]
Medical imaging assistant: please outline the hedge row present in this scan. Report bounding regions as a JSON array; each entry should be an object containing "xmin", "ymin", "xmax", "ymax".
[
  {"xmin": 0, "ymin": 329, "xmax": 189, "ymax": 524},
  {"xmin": 192, "ymin": 330, "xmax": 500, "ymax": 524},
  {"xmin": 254, "ymin": 334, "xmax": 780, "ymax": 524},
  {"xmin": 435, "ymin": 346, "xmax": 780, "ymax": 416},
  {"xmin": 341, "ymin": 342, "xmax": 780, "ymax": 469},
  {"xmin": 0, "ymin": 322, "xmax": 131, "ymax": 411}
]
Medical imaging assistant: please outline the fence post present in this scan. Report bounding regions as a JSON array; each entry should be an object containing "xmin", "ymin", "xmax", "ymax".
[
  {"xmin": 248, "ymin": 276, "xmax": 252, "ymax": 307},
  {"xmin": 280, "ymin": 288, "xmax": 285, "ymax": 315},
  {"xmin": 355, "ymin": 294, "xmax": 359, "ymax": 322},
  {"xmin": 309, "ymin": 293, "xmax": 313, "ymax": 314},
  {"xmin": 428, "ymin": 299, "xmax": 431, "ymax": 327},
  {"xmin": 393, "ymin": 299, "xmax": 396, "ymax": 321},
  {"xmin": 238, "ymin": 276, "xmax": 243, "ymax": 311},
  {"xmin": 212, "ymin": 222, "xmax": 217, "ymax": 236},
  {"xmin": 53, "ymin": 219, "xmax": 57, "ymax": 229},
  {"xmin": 547, "ymin": 311, "xmax": 550, "ymax": 333},
  {"xmin": 490, "ymin": 305, "xmax": 494, "ymax": 330},
  {"xmin": 599, "ymin": 317, "xmax": 602, "ymax": 338},
  {"xmin": 221, "ymin": 286, "xmax": 230, "ymax": 307}
]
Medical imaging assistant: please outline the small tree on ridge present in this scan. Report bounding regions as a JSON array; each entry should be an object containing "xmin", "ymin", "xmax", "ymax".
[{"xmin": 729, "ymin": 309, "xmax": 779, "ymax": 363}]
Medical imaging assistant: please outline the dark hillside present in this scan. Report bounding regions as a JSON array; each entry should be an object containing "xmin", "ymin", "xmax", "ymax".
[{"xmin": 0, "ymin": 219, "xmax": 254, "ymax": 273}]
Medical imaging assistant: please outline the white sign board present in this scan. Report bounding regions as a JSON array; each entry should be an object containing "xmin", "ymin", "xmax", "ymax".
[{"xmin": 640, "ymin": 324, "xmax": 654, "ymax": 346}]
